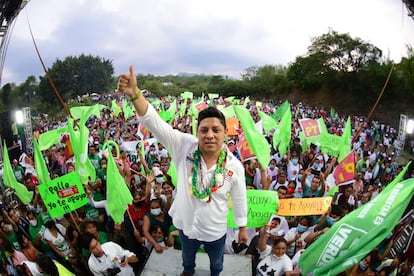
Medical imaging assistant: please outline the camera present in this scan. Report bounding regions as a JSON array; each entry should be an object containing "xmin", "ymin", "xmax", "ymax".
[{"xmin": 106, "ymin": 266, "xmax": 121, "ymax": 276}]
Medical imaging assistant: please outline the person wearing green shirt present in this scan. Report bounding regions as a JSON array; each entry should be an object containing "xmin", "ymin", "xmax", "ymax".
[
  {"xmin": 12, "ymin": 159, "xmax": 25, "ymax": 182},
  {"xmin": 88, "ymin": 146, "xmax": 101, "ymax": 171},
  {"xmin": 79, "ymin": 219, "xmax": 109, "ymax": 257},
  {"xmin": 27, "ymin": 211, "xmax": 53, "ymax": 256},
  {"xmin": 0, "ymin": 220, "xmax": 21, "ymax": 251}
]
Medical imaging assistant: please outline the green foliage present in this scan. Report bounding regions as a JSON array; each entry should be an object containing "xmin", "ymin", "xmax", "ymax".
[{"xmin": 37, "ymin": 54, "xmax": 114, "ymax": 112}]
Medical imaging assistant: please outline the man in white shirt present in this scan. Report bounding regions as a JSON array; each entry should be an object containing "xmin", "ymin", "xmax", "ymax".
[
  {"xmin": 79, "ymin": 233, "xmax": 138, "ymax": 276},
  {"xmin": 118, "ymin": 65, "xmax": 248, "ymax": 276}
]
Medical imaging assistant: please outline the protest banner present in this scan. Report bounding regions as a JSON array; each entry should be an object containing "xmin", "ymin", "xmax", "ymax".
[
  {"xmin": 227, "ymin": 190, "xmax": 278, "ymax": 228},
  {"xmin": 38, "ymin": 172, "xmax": 88, "ymax": 218},
  {"xmin": 277, "ymin": 197, "xmax": 332, "ymax": 216}
]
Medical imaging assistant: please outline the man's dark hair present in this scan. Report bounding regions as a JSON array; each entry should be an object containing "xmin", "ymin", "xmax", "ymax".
[
  {"xmin": 35, "ymin": 254, "xmax": 59, "ymax": 276},
  {"xmin": 197, "ymin": 107, "xmax": 226, "ymax": 129},
  {"xmin": 79, "ymin": 232, "xmax": 96, "ymax": 250}
]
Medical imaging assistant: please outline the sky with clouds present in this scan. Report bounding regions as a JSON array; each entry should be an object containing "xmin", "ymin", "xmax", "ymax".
[{"xmin": 2, "ymin": 0, "xmax": 414, "ymax": 85}]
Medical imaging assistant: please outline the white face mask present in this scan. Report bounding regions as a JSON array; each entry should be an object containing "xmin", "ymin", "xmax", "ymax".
[
  {"xmin": 151, "ymin": 208, "xmax": 161, "ymax": 216},
  {"xmin": 7, "ymin": 224, "xmax": 13, "ymax": 231},
  {"xmin": 29, "ymin": 220, "xmax": 38, "ymax": 227}
]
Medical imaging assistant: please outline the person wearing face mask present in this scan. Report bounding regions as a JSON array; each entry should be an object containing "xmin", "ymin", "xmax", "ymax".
[
  {"xmin": 284, "ymin": 217, "xmax": 312, "ymax": 258},
  {"xmin": 314, "ymin": 205, "xmax": 343, "ymax": 233},
  {"xmin": 286, "ymin": 151, "xmax": 302, "ymax": 182},
  {"xmin": 345, "ymin": 254, "xmax": 375, "ymax": 275},
  {"xmin": 265, "ymin": 159, "xmax": 279, "ymax": 182},
  {"xmin": 127, "ymin": 180, "xmax": 151, "ymax": 235},
  {"xmin": 257, "ymin": 227, "xmax": 293, "ymax": 276},
  {"xmin": 142, "ymin": 198, "xmax": 172, "ymax": 253}
]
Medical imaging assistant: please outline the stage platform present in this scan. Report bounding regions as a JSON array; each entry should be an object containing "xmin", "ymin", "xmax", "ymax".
[{"xmin": 141, "ymin": 248, "xmax": 252, "ymax": 275}]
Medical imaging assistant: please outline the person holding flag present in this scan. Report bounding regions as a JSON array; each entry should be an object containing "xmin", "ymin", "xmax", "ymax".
[{"xmin": 118, "ymin": 65, "xmax": 248, "ymax": 276}]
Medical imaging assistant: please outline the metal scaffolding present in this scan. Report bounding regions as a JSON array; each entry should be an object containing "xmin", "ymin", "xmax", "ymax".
[
  {"xmin": 394, "ymin": 114, "xmax": 408, "ymax": 165},
  {"xmin": 22, "ymin": 106, "xmax": 33, "ymax": 156}
]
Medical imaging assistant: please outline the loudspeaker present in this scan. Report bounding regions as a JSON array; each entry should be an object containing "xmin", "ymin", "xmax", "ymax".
[{"xmin": 0, "ymin": 111, "xmax": 14, "ymax": 148}]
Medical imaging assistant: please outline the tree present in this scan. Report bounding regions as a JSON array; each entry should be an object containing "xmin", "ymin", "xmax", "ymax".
[
  {"xmin": 38, "ymin": 54, "xmax": 114, "ymax": 109},
  {"xmin": 307, "ymin": 29, "xmax": 383, "ymax": 73}
]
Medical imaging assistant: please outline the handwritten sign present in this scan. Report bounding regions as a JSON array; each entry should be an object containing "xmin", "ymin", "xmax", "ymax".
[
  {"xmin": 38, "ymin": 172, "xmax": 88, "ymax": 218},
  {"xmin": 277, "ymin": 197, "xmax": 332, "ymax": 216},
  {"xmin": 228, "ymin": 190, "xmax": 278, "ymax": 228}
]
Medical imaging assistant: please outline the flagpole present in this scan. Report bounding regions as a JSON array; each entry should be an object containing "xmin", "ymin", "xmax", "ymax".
[{"xmin": 352, "ymin": 64, "xmax": 394, "ymax": 143}]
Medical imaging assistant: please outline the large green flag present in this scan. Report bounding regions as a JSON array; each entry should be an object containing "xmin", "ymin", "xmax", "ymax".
[
  {"xmin": 271, "ymin": 100, "xmax": 289, "ymax": 120},
  {"xmin": 106, "ymin": 142, "xmax": 133, "ymax": 224},
  {"xmin": 33, "ymin": 138, "xmax": 51, "ymax": 185},
  {"xmin": 338, "ymin": 117, "xmax": 352, "ymax": 162},
  {"xmin": 272, "ymin": 107, "xmax": 291, "ymax": 157},
  {"xmin": 180, "ymin": 91, "xmax": 193, "ymax": 100},
  {"xmin": 67, "ymin": 118, "xmax": 96, "ymax": 184},
  {"xmin": 219, "ymin": 105, "xmax": 236, "ymax": 119},
  {"xmin": 2, "ymin": 141, "xmax": 33, "ymax": 204},
  {"xmin": 70, "ymin": 104, "xmax": 106, "ymax": 121},
  {"xmin": 258, "ymin": 111, "xmax": 277, "ymax": 134},
  {"xmin": 121, "ymin": 99, "xmax": 135, "ymax": 120},
  {"xmin": 234, "ymin": 105, "xmax": 270, "ymax": 169},
  {"xmin": 38, "ymin": 126, "xmax": 68, "ymax": 151},
  {"xmin": 299, "ymin": 162, "xmax": 413, "ymax": 275},
  {"xmin": 111, "ymin": 99, "xmax": 121, "ymax": 116}
]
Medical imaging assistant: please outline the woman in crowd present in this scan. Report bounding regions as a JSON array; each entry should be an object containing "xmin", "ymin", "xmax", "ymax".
[{"xmin": 142, "ymin": 198, "xmax": 171, "ymax": 253}]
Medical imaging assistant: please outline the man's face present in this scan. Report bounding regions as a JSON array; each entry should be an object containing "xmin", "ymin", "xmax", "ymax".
[
  {"xmin": 197, "ymin": 117, "xmax": 226, "ymax": 156},
  {"xmin": 89, "ymin": 238, "xmax": 104, "ymax": 257}
]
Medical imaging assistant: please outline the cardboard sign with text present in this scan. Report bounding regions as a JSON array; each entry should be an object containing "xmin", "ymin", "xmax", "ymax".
[
  {"xmin": 38, "ymin": 172, "xmax": 88, "ymax": 218},
  {"xmin": 277, "ymin": 197, "xmax": 332, "ymax": 216}
]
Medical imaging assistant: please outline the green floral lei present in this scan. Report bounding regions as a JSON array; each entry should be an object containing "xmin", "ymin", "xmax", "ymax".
[{"xmin": 191, "ymin": 148, "xmax": 226, "ymax": 202}]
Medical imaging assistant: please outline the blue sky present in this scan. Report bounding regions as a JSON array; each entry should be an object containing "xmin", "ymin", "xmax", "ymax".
[{"xmin": 2, "ymin": 0, "xmax": 414, "ymax": 85}]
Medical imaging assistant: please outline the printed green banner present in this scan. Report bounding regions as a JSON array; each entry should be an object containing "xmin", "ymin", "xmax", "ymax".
[
  {"xmin": 38, "ymin": 172, "xmax": 88, "ymax": 219},
  {"xmin": 228, "ymin": 190, "xmax": 278, "ymax": 228},
  {"xmin": 299, "ymin": 162, "xmax": 413, "ymax": 275}
]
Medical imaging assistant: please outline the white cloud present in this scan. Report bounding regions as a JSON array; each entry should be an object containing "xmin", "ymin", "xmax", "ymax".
[{"xmin": 2, "ymin": 0, "xmax": 414, "ymax": 85}]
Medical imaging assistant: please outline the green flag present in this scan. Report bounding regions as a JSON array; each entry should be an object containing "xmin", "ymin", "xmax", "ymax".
[
  {"xmin": 219, "ymin": 105, "xmax": 236, "ymax": 119},
  {"xmin": 2, "ymin": 141, "xmax": 33, "ymax": 204},
  {"xmin": 70, "ymin": 104, "xmax": 106, "ymax": 122},
  {"xmin": 208, "ymin": 93, "xmax": 219, "ymax": 100},
  {"xmin": 243, "ymin": 96, "xmax": 250, "ymax": 107},
  {"xmin": 234, "ymin": 105, "xmax": 270, "ymax": 169},
  {"xmin": 180, "ymin": 91, "xmax": 193, "ymax": 100},
  {"xmin": 38, "ymin": 126, "xmax": 68, "ymax": 150},
  {"xmin": 111, "ymin": 99, "xmax": 122, "ymax": 117},
  {"xmin": 105, "ymin": 142, "xmax": 133, "ymax": 224},
  {"xmin": 271, "ymin": 100, "xmax": 289, "ymax": 120},
  {"xmin": 258, "ymin": 111, "xmax": 277, "ymax": 134},
  {"xmin": 33, "ymin": 138, "xmax": 51, "ymax": 185},
  {"xmin": 299, "ymin": 162, "xmax": 413, "ymax": 275},
  {"xmin": 338, "ymin": 117, "xmax": 352, "ymax": 162},
  {"xmin": 121, "ymin": 99, "xmax": 135, "ymax": 120},
  {"xmin": 330, "ymin": 107, "xmax": 337, "ymax": 118},
  {"xmin": 272, "ymin": 107, "xmax": 291, "ymax": 157},
  {"xmin": 67, "ymin": 118, "xmax": 96, "ymax": 184}
]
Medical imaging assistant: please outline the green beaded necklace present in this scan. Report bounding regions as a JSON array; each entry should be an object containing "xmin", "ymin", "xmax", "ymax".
[{"xmin": 191, "ymin": 148, "xmax": 227, "ymax": 202}]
